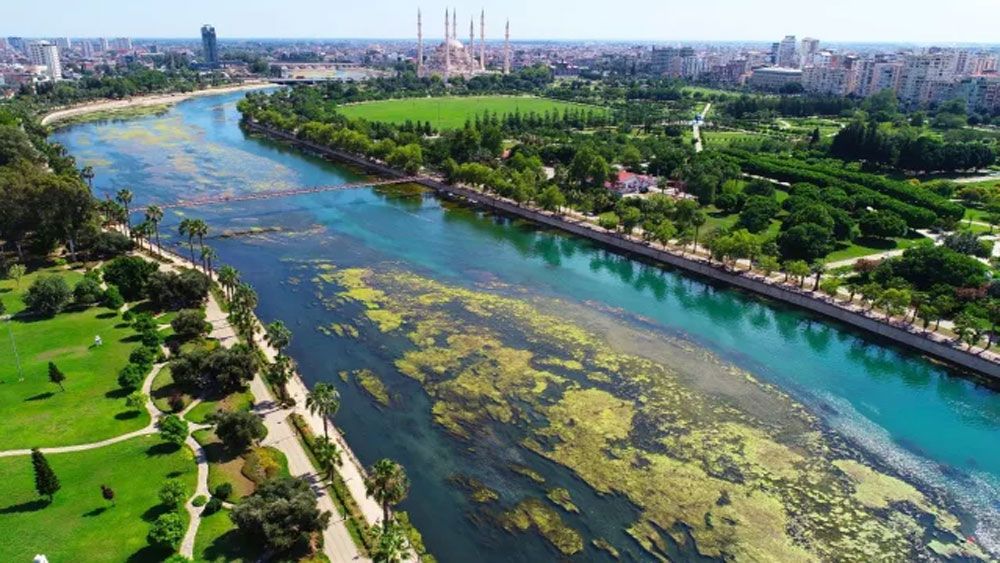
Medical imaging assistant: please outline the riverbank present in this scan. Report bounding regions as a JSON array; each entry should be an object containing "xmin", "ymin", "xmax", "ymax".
[
  {"xmin": 40, "ymin": 82, "xmax": 273, "ymax": 126},
  {"xmin": 243, "ymin": 119, "xmax": 1000, "ymax": 381}
]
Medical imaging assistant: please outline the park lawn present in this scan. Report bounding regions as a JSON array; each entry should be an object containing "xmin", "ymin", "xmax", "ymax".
[
  {"xmin": 194, "ymin": 508, "xmax": 258, "ymax": 563},
  {"xmin": 0, "ymin": 264, "xmax": 84, "ymax": 316},
  {"xmin": 0, "ymin": 305, "xmax": 149, "ymax": 449},
  {"xmin": 193, "ymin": 429, "xmax": 290, "ymax": 503},
  {"xmin": 336, "ymin": 95, "xmax": 605, "ymax": 130},
  {"xmin": 186, "ymin": 389, "xmax": 254, "ymax": 424},
  {"xmin": 825, "ymin": 234, "xmax": 927, "ymax": 262},
  {"xmin": 151, "ymin": 366, "xmax": 195, "ymax": 413},
  {"xmin": 0, "ymin": 434, "xmax": 196, "ymax": 563},
  {"xmin": 701, "ymin": 130, "xmax": 767, "ymax": 147}
]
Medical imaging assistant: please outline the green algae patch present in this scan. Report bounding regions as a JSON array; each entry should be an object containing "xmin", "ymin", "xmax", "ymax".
[
  {"xmin": 353, "ymin": 369, "xmax": 390, "ymax": 406},
  {"xmin": 546, "ymin": 488, "xmax": 579, "ymax": 513},
  {"xmin": 500, "ymin": 498, "xmax": 584, "ymax": 556},
  {"xmin": 509, "ymin": 464, "xmax": 545, "ymax": 484},
  {"xmin": 592, "ymin": 538, "xmax": 620, "ymax": 559},
  {"xmin": 448, "ymin": 475, "xmax": 499, "ymax": 504},
  {"xmin": 311, "ymin": 264, "xmax": 985, "ymax": 561}
]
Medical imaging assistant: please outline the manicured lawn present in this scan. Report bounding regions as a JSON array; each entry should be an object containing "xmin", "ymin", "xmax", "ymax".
[
  {"xmin": 192, "ymin": 429, "xmax": 290, "ymax": 503},
  {"xmin": 337, "ymin": 95, "xmax": 605, "ymax": 130},
  {"xmin": 186, "ymin": 389, "xmax": 254, "ymax": 424},
  {"xmin": 826, "ymin": 234, "xmax": 927, "ymax": 262},
  {"xmin": 151, "ymin": 366, "xmax": 195, "ymax": 413},
  {"xmin": 194, "ymin": 508, "xmax": 257, "ymax": 563},
  {"xmin": 1, "ymin": 264, "xmax": 83, "ymax": 316},
  {"xmin": 0, "ymin": 303, "xmax": 149, "ymax": 449},
  {"xmin": 0, "ymin": 435, "xmax": 196, "ymax": 563}
]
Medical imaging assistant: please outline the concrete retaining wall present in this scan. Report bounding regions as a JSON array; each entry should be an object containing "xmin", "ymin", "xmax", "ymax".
[{"xmin": 243, "ymin": 120, "xmax": 1000, "ymax": 380}]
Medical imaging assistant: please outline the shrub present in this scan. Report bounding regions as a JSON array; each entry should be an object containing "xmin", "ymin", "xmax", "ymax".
[
  {"xmin": 129, "ymin": 346, "xmax": 158, "ymax": 367},
  {"xmin": 148, "ymin": 512, "xmax": 185, "ymax": 549},
  {"xmin": 117, "ymin": 363, "xmax": 147, "ymax": 390},
  {"xmin": 204, "ymin": 497, "xmax": 223, "ymax": 515},
  {"xmin": 103, "ymin": 285, "xmax": 125, "ymax": 310},
  {"xmin": 214, "ymin": 482, "xmax": 233, "ymax": 500},
  {"xmin": 192, "ymin": 495, "xmax": 207, "ymax": 507},
  {"xmin": 159, "ymin": 414, "xmax": 189, "ymax": 445},
  {"xmin": 158, "ymin": 479, "xmax": 189, "ymax": 509},
  {"xmin": 23, "ymin": 275, "xmax": 73, "ymax": 315},
  {"xmin": 170, "ymin": 309, "xmax": 210, "ymax": 341},
  {"xmin": 73, "ymin": 277, "xmax": 104, "ymax": 305},
  {"xmin": 140, "ymin": 329, "xmax": 163, "ymax": 348}
]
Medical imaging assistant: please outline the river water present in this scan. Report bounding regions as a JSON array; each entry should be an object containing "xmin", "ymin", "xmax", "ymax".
[{"xmin": 54, "ymin": 91, "xmax": 1000, "ymax": 561}]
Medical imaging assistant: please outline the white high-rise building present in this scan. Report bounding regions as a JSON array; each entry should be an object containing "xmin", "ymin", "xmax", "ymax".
[
  {"xmin": 55, "ymin": 37, "xmax": 71, "ymax": 50},
  {"xmin": 99, "ymin": 37, "xmax": 109, "ymax": 51},
  {"xmin": 898, "ymin": 52, "xmax": 958, "ymax": 104},
  {"xmin": 80, "ymin": 39, "xmax": 93, "ymax": 57},
  {"xmin": 777, "ymin": 35, "xmax": 798, "ymax": 68},
  {"xmin": 800, "ymin": 37, "xmax": 819, "ymax": 67},
  {"xmin": 27, "ymin": 40, "xmax": 62, "ymax": 80}
]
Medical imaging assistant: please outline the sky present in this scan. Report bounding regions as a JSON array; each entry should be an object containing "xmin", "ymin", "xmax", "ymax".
[{"xmin": 3, "ymin": 0, "xmax": 999, "ymax": 44}]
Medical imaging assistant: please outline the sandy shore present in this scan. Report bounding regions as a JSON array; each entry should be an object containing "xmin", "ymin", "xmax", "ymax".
[{"xmin": 41, "ymin": 82, "xmax": 274, "ymax": 126}]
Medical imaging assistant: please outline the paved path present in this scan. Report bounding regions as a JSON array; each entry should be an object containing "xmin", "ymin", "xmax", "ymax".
[
  {"xmin": 692, "ymin": 102, "xmax": 711, "ymax": 153},
  {"xmin": 178, "ymin": 422, "xmax": 212, "ymax": 558}
]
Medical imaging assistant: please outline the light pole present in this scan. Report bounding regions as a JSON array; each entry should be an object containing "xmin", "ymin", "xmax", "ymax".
[{"xmin": 7, "ymin": 318, "xmax": 23, "ymax": 381}]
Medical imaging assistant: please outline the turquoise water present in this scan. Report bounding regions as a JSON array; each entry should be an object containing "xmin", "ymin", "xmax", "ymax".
[{"xmin": 54, "ymin": 91, "xmax": 1000, "ymax": 560}]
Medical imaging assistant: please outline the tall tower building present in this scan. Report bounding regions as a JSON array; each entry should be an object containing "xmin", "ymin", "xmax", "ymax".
[
  {"xmin": 417, "ymin": 9, "xmax": 423, "ymax": 70},
  {"xmin": 479, "ymin": 10, "xmax": 486, "ymax": 70},
  {"xmin": 201, "ymin": 25, "xmax": 218, "ymax": 66},
  {"xmin": 444, "ymin": 9, "xmax": 451, "ymax": 78},
  {"xmin": 503, "ymin": 19, "xmax": 510, "ymax": 74},
  {"xmin": 99, "ymin": 37, "xmax": 109, "ymax": 52},
  {"xmin": 777, "ymin": 35, "xmax": 798, "ymax": 68},
  {"xmin": 28, "ymin": 40, "xmax": 62, "ymax": 80}
]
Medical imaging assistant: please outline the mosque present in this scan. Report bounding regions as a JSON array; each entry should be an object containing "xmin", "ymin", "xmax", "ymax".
[{"xmin": 416, "ymin": 8, "xmax": 510, "ymax": 78}]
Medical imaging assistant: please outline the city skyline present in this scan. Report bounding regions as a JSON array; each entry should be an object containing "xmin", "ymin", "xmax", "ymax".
[{"xmin": 3, "ymin": 0, "xmax": 999, "ymax": 44}]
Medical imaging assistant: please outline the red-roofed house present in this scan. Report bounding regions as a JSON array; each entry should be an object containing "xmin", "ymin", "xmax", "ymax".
[{"xmin": 605, "ymin": 171, "xmax": 658, "ymax": 194}]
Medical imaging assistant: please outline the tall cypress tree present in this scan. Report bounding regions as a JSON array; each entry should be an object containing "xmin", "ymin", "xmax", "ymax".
[
  {"xmin": 48, "ymin": 362, "xmax": 66, "ymax": 391},
  {"xmin": 32, "ymin": 448, "xmax": 61, "ymax": 501}
]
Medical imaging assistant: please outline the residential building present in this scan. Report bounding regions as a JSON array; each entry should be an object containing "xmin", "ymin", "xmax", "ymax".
[
  {"xmin": 55, "ymin": 37, "xmax": 71, "ymax": 50},
  {"xmin": 802, "ymin": 66, "xmax": 852, "ymax": 95},
  {"xmin": 800, "ymin": 37, "xmax": 819, "ymax": 67},
  {"xmin": 27, "ymin": 40, "xmax": 61, "ymax": 80},
  {"xmin": 856, "ymin": 61, "xmax": 902, "ymax": 97},
  {"xmin": 898, "ymin": 51, "xmax": 958, "ymax": 104},
  {"xmin": 606, "ymin": 170, "xmax": 658, "ymax": 194},
  {"xmin": 80, "ymin": 39, "xmax": 93, "ymax": 57},
  {"xmin": 201, "ymin": 24, "xmax": 219, "ymax": 66},
  {"xmin": 651, "ymin": 46, "xmax": 681, "ymax": 77},
  {"xmin": 99, "ymin": 37, "xmax": 109, "ymax": 51},
  {"xmin": 748, "ymin": 66, "xmax": 802, "ymax": 91}
]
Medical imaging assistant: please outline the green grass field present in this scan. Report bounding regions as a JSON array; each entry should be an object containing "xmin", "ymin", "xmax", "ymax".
[
  {"xmin": 194, "ymin": 508, "xmax": 257, "ymax": 562},
  {"xmin": 0, "ymin": 269, "xmax": 150, "ymax": 449},
  {"xmin": 0, "ymin": 435, "xmax": 196, "ymax": 563},
  {"xmin": 336, "ymin": 96, "xmax": 604, "ymax": 130}
]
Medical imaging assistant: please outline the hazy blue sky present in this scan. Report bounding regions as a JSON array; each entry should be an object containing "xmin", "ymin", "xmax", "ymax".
[{"xmin": 4, "ymin": 0, "xmax": 998, "ymax": 43}]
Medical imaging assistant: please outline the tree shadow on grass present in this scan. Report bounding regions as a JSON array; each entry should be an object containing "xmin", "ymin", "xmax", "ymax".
[
  {"xmin": 0, "ymin": 498, "xmax": 49, "ymax": 514},
  {"xmin": 126, "ymin": 545, "xmax": 172, "ymax": 563},
  {"xmin": 140, "ymin": 503, "xmax": 170, "ymax": 523},
  {"xmin": 115, "ymin": 410, "xmax": 141, "ymax": 420},
  {"xmin": 202, "ymin": 528, "xmax": 259, "ymax": 562},
  {"xmin": 201, "ymin": 439, "xmax": 241, "ymax": 465},
  {"xmin": 120, "ymin": 334, "xmax": 142, "ymax": 343},
  {"xmin": 25, "ymin": 392, "xmax": 55, "ymax": 402},
  {"xmin": 105, "ymin": 388, "xmax": 130, "ymax": 399},
  {"xmin": 146, "ymin": 442, "xmax": 181, "ymax": 457},
  {"xmin": 96, "ymin": 312, "xmax": 118, "ymax": 320},
  {"xmin": 82, "ymin": 506, "xmax": 108, "ymax": 517}
]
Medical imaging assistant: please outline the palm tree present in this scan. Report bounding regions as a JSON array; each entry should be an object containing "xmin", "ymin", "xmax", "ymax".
[
  {"xmin": 145, "ymin": 205, "xmax": 163, "ymax": 254},
  {"xmin": 371, "ymin": 520, "xmax": 407, "ymax": 563},
  {"xmin": 229, "ymin": 283, "xmax": 259, "ymax": 346},
  {"xmin": 218, "ymin": 265, "xmax": 239, "ymax": 301},
  {"xmin": 267, "ymin": 355, "xmax": 294, "ymax": 403},
  {"xmin": 81, "ymin": 166, "xmax": 95, "ymax": 189},
  {"xmin": 178, "ymin": 218, "xmax": 195, "ymax": 264},
  {"xmin": 691, "ymin": 210, "xmax": 706, "ymax": 254},
  {"xmin": 133, "ymin": 220, "xmax": 153, "ymax": 251},
  {"xmin": 265, "ymin": 320, "xmax": 292, "ymax": 354},
  {"xmin": 190, "ymin": 219, "xmax": 209, "ymax": 255},
  {"xmin": 305, "ymin": 382, "xmax": 340, "ymax": 439},
  {"xmin": 365, "ymin": 458, "xmax": 410, "ymax": 530},
  {"xmin": 313, "ymin": 436, "xmax": 342, "ymax": 481},
  {"xmin": 115, "ymin": 189, "xmax": 133, "ymax": 233},
  {"xmin": 200, "ymin": 246, "xmax": 217, "ymax": 277},
  {"xmin": 809, "ymin": 260, "xmax": 826, "ymax": 291}
]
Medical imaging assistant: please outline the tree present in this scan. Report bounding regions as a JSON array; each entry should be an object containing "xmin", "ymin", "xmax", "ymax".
[
  {"xmin": 159, "ymin": 415, "xmax": 189, "ymax": 445},
  {"xmin": 217, "ymin": 265, "xmax": 239, "ymax": 300},
  {"xmin": 103, "ymin": 256, "xmax": 157, "ymax": 301},
  {"xmin": 371, "ymin": 519, "xmax": 408, "ymax": 563},
  {"xmin": 536, "ymin": 185, "xmax": 566, "ymax": 212},
  {"xmin": 178, "ymin": 218, "xmax": 196, "ymax": 264},
  {"xmin": 738, "ymin": 196, "xmax": 780, "ymax": 233},
  {"xmin": 691, "ymin": 211, "xmax": 707, "ymax": 254},
  {"xmin": 73, "ymin": 277, "xmax": 104, "ymax": 305},
  {"xmin": 101, "ymin": 484, "xmax": 115, "ymax": 506},
  {"xmin": 265, "ymin": 320, "xmax": 292, "ymax": 354},
  {"xmin": 200, "ymin": 246, "xmax": 217, "ymax": 276},
  {"xmin": 758, "ymin": 255, "xmax": 781, "ymax": 277},
  {"xmin": 32, "ymin": 448, "xmax": 60, "ymax": 501},
  {"xmin": 158, "ymin": 479, "xmax": 189, "ymax": 509},
  {"xmin": 306, "ymin": 382, "xmax": 340, "ymax": 439},
  {"xmin": 170, "ymin": 309, "xmax": 209, "ymax": 341},
  {"xmin": 190, "ymin": 219, "xmax": 208, "ymax": 257},
  {"xmin": 858, "ymin": 210, "xmax": 907, "ymax": 240},
  {"xmin": 819, "ymin": 276, "xmax": 843, "ymax": 298},
  {"xmin": 148, "ymin": 512, "xmax": 185, "ymax": 550},
  {"xmin": 230, "ymin": 477, "xmax": 331, "ymax": 553},
  {"xmin": 7, "ymin": 263, "xmax": 26, "ymax": 287},
  {"xmin": 268, "ymin": 355, "xmax": 294, "ymax": 404},
  {"xmin": 103, "ymin": 285, "xmax": 125, "ymax": 311},
  {"xmin": 620, "ymin": 207, "xmax": 642, "ymax": 235},
  {"xmin": 115, "ymin": 189, "xmax": 133, "ymax": 233},
  {"xmin": 778, "ymin": 223, "xmax": 833, "ymax": 263},
  {"xmin": 597, "ymin": 212, "xmax": 619, "ymax": 231},
  {"xmin": 125, "ymin": 391, "xmax": 147, "ymax": 412},
  {"xmin": 145, "ymin": 205, "xmax": 164, "ymax": 253},
  {"xmin": 313, "ymin": 436, "xmax": 343, "ymax": 481},
  {"xmin": 215, "ymin": 410, "xmax": 266, "ymax": 453},
  {"xmin": 23, "ymin": 275, "xmax": 72, "ymax": 315},
  {"xmin": 809, "ymin": 260, "xmax": 826, "ymax": 291},
  {"xmin": 784, "ymin": 260, "xmax": 810, "ymax": 287},
  {"xmin": 48, "ymin": 362, "xmax": 66, "ymax": 391},
  {"xmin": 860, "ymin": 283, "xmax": 883, "ymax": 311},
  {"xmin": 365, "ymin": 458, "xmax": 410, "ymax": 530}
]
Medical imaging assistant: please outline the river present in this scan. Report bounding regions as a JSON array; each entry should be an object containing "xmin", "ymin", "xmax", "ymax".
[{"xmin": 53, "ymin": 90, "xmax": 1000, "ymax": 561}]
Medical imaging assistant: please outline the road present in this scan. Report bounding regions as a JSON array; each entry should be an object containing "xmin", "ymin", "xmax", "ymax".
[{"xmin": 692, "ymin": 102, "xmax": 711, "ymax": 153}]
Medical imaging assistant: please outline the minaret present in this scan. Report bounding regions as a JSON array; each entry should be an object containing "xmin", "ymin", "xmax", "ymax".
[
  {"xmin": 452, "ymin": 8, "xmax": 458, "ymax": 40},
  {"xmin": 503, "ymin": 19, "xmax": 510, "ymax": 74},
  {"xmin": 444, "ymin": 9, "xmax": 451, "ymax": 78},
  {"xmin": 479, "ymin": 10, "xmax": 486, "ymax": 71},
  {"xmin": 469, "ymin": 18, "xmax": 475, "ymax": 67},
  {"xmin": 417, "ymin": 9, "xmax": 423, "ymax": 73}
]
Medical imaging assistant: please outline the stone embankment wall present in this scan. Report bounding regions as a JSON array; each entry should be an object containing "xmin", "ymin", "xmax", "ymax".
[{"xmin": 243, "ymin": 120, "xmax": 1000, "ymax": 380}]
